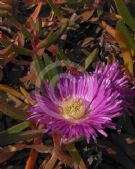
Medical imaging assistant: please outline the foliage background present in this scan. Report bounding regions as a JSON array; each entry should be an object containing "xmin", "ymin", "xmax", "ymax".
[{"xmin": 0, "ymin": 0, "xmax": 135, "ymax": 169}]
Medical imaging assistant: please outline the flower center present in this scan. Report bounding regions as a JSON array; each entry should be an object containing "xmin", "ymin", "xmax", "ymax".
[{"xmin": 60, "ymin": 98, "xmax": 86, "ymax": 121}]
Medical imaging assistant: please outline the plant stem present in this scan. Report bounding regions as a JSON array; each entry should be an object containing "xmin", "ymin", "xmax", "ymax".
[
  {"xmin": 25, "ymin": 125, "xmax": 43, "ymax": 169},
  {"xmin": 42, "ymin": 151, "xmax": 58, "ymax": 169},
  {"xmin": 66, "ymin": 143, "xmax": 87, "ymax": 169}
]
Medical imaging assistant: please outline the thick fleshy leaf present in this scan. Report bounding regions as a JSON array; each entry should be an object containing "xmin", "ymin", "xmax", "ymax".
[
  {"xmin": 0, "ymin": 143, "xmax": 53, "ymax": 154},
  {"xmin": 20, "ymin": 86, "xmax": 29, "ymax": 98},
  {"xmin": 34, "ymin": 55, "xmax": 45, "ymax": 81},
  {"xmin": 37, "ymin": 21, "xmax": 68, "ymax": 49},
  {"xmin": 7, "ymin": 121, "xmax": 31, "ymax": 134},
  {"xmin": 0, "ymin": 129, "xmax": 45, "ymax": 146},
  {"xmin": 66, "ymin": 143, "xmax": 87, "ymax": 169},
  {"xmin": 0, "ymin": 38, "xmax": 11, "ymax": 47},
  {"xmin": 0, "ymin": 2, "xmax": 12, "ymax": 11},
  {"xmin": 57, "ymin": 47, "xmax": 67, "ymax": 61},
  {"xmin": 13, "ymin": 45, "xmax": 33, "ymax": 56},
  {"xmin": 7, "ymin": 16, "xmax": 22, "ymax": 29},
  {"xmin": 84, "ymin": 48, "xmax": 99, "ymax": 70},
  {"xmin": 0, "ymin": 100, "xmax": 27, "ymax": 120},
  {"xmin": 7, "ymin": 16, "xmax": 33, "ymax": 39},
  {"xmin": 43, "ymin": 54, "xmax": 58, "ymax": 86},
  {"xmin": 21, "ymin": 27, "xmax": 33, "ymax": 40},
  {"xmin": 114, "ymin": 0, "xmax": 135, "ymax": 30},
  {"xmin": 0, "ymin": 84, "xmax": 24, "ymax": 100},
  {"xmin": 48, "ymin": 0, "xmax": 61, "ymax": 18},
  {"xmin": 29, "ymin": 2, "xmax": 43, "ymax": 22},
  {"xmin": 101, "ymin": 21, "xmax": 133, "ymax": 75},
  {"xmin": 34, "ymin": 54, "xmax": 58, "ymax": 86},
  {"xmin": 116, "ymin": 21, "xmax": 135, "ymax": 51},
  {"xmin": 0, "ymin": 45, "xmax": 13, "ymax": 58}
]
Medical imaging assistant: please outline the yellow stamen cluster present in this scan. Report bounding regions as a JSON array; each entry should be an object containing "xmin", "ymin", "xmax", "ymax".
[{"xmin": 60, "ymin": 98, "xmax": 86, "ymax": 121}]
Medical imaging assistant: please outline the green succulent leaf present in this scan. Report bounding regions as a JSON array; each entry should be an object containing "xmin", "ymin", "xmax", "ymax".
[
  {"xmin": 116, "ymin": 21, "xmax": 135, "ymax": 51},
  {"xmin": 48, "ymin": 0, "xmax": 61, "ymax": 18},
  {"xmin": 114, "ymin": 0, "xmax": 135, "ymax": 30}
]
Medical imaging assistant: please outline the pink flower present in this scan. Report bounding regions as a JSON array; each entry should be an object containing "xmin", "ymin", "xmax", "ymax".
[{"xmin": 28, "ymin": 63, "xmax": 134, "ymax": 143}]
